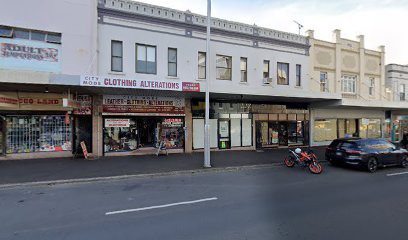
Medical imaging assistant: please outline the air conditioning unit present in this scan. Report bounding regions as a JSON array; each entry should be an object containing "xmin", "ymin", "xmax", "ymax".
[{"xmin": 263, "ymin": 77, "xmax": 272, "ymax": 84}]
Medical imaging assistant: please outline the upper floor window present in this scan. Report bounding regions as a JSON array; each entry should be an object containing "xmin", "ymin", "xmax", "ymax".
[
  {"xmin": 111, "ymin": 40, "xmax": 123, "ymax": 72},
  {"xmin": 400, "ymin": 84, "xmax": 406, "ymax": 101},
  {"xmin": 320, "ymin": 72, "xmax": 328, "ymax": 92},
  {"xmin": 296, "ymin": 64, "xmax": 301, "ymax": 87},
  {"xmin": 263, "ymin": 60, "xmax": 270, "ymax": 78},
  {"xmin": 198, "ymin": 52, "xmax": 206, "ymax": 79},
  {"xmin": 240, "ymin": 57, "xmax": 247, "ymax": 82},
  {"xmin": 369, "ymin": 77, "xmax": 375, "ymax": 96},
  {"xmin": 277, "ymin": 62, "xmax": 289, "ymax": 85},
  {"xmin": 342, "ymin": 75, "xmax": 357, "ymax": 94},
  {"xmin": 168, "ymin": 48, "xmax": 177, "ymax": 77},
  {"xmin": 136, "ymin": 44, "xmax": 156, "ymax": 74},
  {"xmin": 0, "ymin": 25, "xmax": 61, "ymax": 43},
  {"xmin": 216, "ymin": 55, "xmax": 232, "ymax": 80}
]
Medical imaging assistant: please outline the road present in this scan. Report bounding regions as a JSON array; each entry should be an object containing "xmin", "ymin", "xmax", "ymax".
[{"xmin": 1, "ymin": 164, "xmax": 408, "ymax": 240}]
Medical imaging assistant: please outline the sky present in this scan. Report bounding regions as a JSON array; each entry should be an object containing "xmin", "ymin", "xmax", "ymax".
[{"xmin": 133, "ymin": 0, "xmax": 408, "ymax": 64}]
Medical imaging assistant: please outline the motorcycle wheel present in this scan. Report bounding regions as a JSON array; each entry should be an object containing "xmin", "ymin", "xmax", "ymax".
[
  {"xmin": 284, "ymin": 156, "xmax": 295, "ymax": 167},
  {"xmin": 308, "ymin": 162, "xmax": 323, "ymax": 174}
]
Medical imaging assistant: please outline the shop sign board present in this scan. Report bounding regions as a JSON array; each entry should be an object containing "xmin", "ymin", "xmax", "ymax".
[
  {"xmin": 0, "ymin": 92, "xmax": 68, "ymax": 111},
  {"xmin": 162, "ymin": 118, "xmax": 183, "ymax": 127},
  {"xmin": 80, "ymin": 75, "xmax": 200, "ymax": 92},
  {"xmin": 102, "ymin": 95, "xmax": 185, "ymax": 114},
  {"xmin": 105, "ymin": 119, "xmax": 130, "ymax": 127},
  {"xmin": 0, "ymin": 38, "xmax": 61, "ymax": 73},
  {"xmin": 73, "ymin": 95, "xmax": 92, "ymax": 115}
]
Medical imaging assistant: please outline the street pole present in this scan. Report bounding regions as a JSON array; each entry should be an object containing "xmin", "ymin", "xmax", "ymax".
[{"xmin": 204, "ymin": 0, "xmax": 211, "ymax": 168}]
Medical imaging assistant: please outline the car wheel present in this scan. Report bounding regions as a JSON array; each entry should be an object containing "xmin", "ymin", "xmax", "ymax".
[
  {"xmin": 401, "ymin": 156, "xmax": 408, "ymax": 168},
  {"xmin": 367, "ymin": 157, "xmax": 378, "ymax": 173}
]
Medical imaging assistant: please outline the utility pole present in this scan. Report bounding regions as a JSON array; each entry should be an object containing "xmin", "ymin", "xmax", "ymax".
[{"xmin": 204, "ymin": 0, "xmax": 211, "ymax": 168}]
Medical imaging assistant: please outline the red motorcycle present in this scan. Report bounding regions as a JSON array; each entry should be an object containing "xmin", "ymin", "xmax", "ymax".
[{"xmin": 284, "ymin": 148, "xmax": 323, "ymax": 174}]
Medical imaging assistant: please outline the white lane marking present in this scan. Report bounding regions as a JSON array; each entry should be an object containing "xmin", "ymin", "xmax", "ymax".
[
  {"xmin": 386, "ymin": 171, "xmax": 408, "ymax": 177},
  {"xmin": 105, "ymin": 197, "xmax": 218, "ymax": 216}
]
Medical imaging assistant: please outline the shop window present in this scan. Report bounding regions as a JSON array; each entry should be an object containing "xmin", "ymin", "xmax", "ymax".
[
  {"xmin": 360, "ymin": 119, "xmax": 381, "ymax": 138},
  {"xmin": 216, "ymin": 55, "xmax": 232, "ymax": 80},
  {"xmin": 277, "ymin": 62, "xmax": 289, "ymax": 85},
  {"xmin": 338, "ymin": 119, "xmax": 358, "ymax": 138},
  {"xmin": 168, "ymin": 48, "xmax": 177, "ymax": 77},
  {"xmin": 6, "ymin": 116, "xmax": 71, "ymax": 154},
  {"xmin": 313, "ymin": 119, "xmax": 337, "ymax": 142},
  {"xmin": 136, "ymin": 44, "xmax": 156, "ymax": 74},
  {"xmin": 198, "ymin": 52, "xmax": 206, "ymax": 79}
]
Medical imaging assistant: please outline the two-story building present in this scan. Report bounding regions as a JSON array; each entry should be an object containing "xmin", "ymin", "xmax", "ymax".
[
  {"xmin": 386, "ymin": 64, "xmax": 408, "ymax": 142},
  {"xmin": 307, "ymin": 29, "xmax": 407, "ymax": 146},
  {"xmin": 0, "ymin": 0, "xmax": 97, "ymax": 159}
]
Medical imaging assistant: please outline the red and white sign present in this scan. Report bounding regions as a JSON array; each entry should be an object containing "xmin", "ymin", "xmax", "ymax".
[
  {"xmin": 103, "ymin": 95, "xmax": 185, "ymax": 114},
  {"xmin": 80, "ymin": 75, "xmax": 200, "ymax": 92},
  {"xmin": 73, "ymin": 95, "xmax": 92, "ymax": 115},
  {"xmin": 105, "ymin": 119, "xmax": 130, "ymax": 127}
]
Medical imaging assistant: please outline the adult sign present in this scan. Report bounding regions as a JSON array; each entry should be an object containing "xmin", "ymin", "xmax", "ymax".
[{"xmin": 80, "ymin": 75, "xmax": 200, "ymax": 92}]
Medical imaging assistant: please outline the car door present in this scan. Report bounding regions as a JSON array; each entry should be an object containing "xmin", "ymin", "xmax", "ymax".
[{"xmin": 378, "ymin": 140, "xmax": 398, "ymax": 165}]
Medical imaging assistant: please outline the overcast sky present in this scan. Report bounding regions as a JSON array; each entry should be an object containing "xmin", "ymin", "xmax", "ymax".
[{"xmin": 135, "ymin": 0, "xmax": 408, "ymax": 64}]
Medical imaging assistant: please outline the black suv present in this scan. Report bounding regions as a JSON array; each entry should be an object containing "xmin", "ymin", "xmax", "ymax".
[{"xmin": 325, "ymin": 138, "xmax": 408, "ymax": 172}]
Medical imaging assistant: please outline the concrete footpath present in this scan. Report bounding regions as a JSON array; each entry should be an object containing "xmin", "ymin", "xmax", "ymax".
[{"xmin": 0, "ymin": 147, "xmax": 326, "ymax": 185}]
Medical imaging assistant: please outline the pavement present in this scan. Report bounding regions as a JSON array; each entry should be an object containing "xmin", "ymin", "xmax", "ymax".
[{"xmin": 0, "ymin": 147, "xmax": 326, "ymax": 185}]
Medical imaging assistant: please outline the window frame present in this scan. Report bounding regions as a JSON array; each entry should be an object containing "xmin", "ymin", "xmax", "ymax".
[
  {"xmin": 111, "ymin": 40, "xmax": 123, "ymax": 72},
  {"xmin": 263, "ymin": 60, "xmax": 270, "ymax": 79},
  {"xmin": 136, "ymin": 43, "xmax": 157, "ymax": 74},
  {"xmin": 240, "ymin": 57, "xmax": 247, "ymax": 83},
  {"xmin": 198, "ymin": 52, "xmax": 206, "ymax": 79},
  {"xmin": 369, "ymin": 77, "xmax": 375, "ymax": 96},
  {"xmin": 296, "ymin": 64, "xmax": 301, "ymax": 87},
  {"xmin": 320, "ymin": 72, "xmax": 328, "ymax": 92},
  {"xmin": 168, "ymin": 48, "xmax": 177, "ymax": 77},
  {"xmin": 341, "ymin": 75, "xmax": 357, "ymax": 94},
  {"xmin": 216, "ymin": 54, "xmax": 232, "ymax": 80},
  {"xmin": 277, "ymin": 62, "xmax": 289, "ymax": 85}
]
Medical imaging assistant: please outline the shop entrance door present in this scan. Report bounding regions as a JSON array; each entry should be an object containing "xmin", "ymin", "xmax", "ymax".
[
  {"xmin": 138, "ymin": 119, "xmax": 159, "ymax": 148},
  {"xmin": 278, "ymin": 122, "xmax": 288, "ymax": 146},
  {"xmin": 73, "ymin": 116, "xmax": 93, "ymax": 155},
  {"xmin": 218, "ymin": 120, "xmax": 230, "ymax": 149}
]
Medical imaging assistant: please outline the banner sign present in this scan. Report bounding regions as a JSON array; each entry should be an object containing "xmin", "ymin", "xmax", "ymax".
[
  {"xmin": 103, "ymin": 95, "xmax": 185, "ymax": 114},
  {"xmin": 0, "ymin": 38, "xmax": 61, "ymax": 73},
  {"xmin": 105, "ymin": 119, "xmax": 130, "ymax": 127},
  {"xmin": 81, "ymin": 75, "xmax": 200, "ymax": 92}
]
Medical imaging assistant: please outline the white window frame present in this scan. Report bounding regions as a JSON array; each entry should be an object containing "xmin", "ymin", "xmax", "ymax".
[
  {"xmin": 198, "ymin": 52, "xmax": 206, "ymax": 79},
  {"xmin": 320, "ymin": 72, "xmax": 328, "ymax": 92},
  {"xmin": 240, "ymin": 57, "xmax": 247, "ymax": 82},
  {"xmin": 341, "ymin": 75, "xmax": 357, "ymax": 94},
  {"xmin": 369, "ymin": 77, "xmax": 375, "ymax": 96}
]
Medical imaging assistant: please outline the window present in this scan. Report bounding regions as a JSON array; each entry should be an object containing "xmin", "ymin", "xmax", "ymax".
[
  {"xmin": 198, "ymin": 52, "xmax": 206, "ymax": 79},
  {"xmin": 369, "ymin": 77, "xmax": 375, "ymax": 96},
  {"xmin": 14, "ymin": 29, "xmax": 29, "ymax": 39},
  {"xmin": 277, "ymin": 62, "xmax": 289, "ymax": 85},
  {"xmin": 240, "ymin": 57, "xmax": 247, "ymax": 82},
  {"xmin": 263, "ymin": 60, "xmax": 270, "ymax": 78},
  {"xmin": 111, "ymin": 40, "xmax": 123, "ymax": 72},
  {"xmin": 400, "ymin": 84, "xmax": 406, "ymax": 101},
  {"xmin": 320, "ymin": 72, "xmax": 328, "ymax": 92},
  {"xmin": 0, "ymin": 26, "xmax": 13, "ymax": 37},
  {"xmin": 296, "ymin": 64, "xmax": 301, "ymax": 86},
  {"xmin": 46, "ymin": 33, "xmax": 61, "ymax": 43},
  {"xmin": 313, "ymin": 119, "xmax": 337, "ymax": 142},
  {"xmin": 168, "ymin": 48, "xmax": 177, "ymax": 77},
  {"xmin": 216, "ymin": 55, "xmax": 232, "ymax": 80},
  {"xmin": 31, "ymin": 31, "xmax": 46, "ymax": 41},
  {"xmin": 342, "ymin": 75, "xmax": 357, "ymax": 94},
  {"xmin": 136, "ymin": 44, "xmax": 156, "ymax": 74}
]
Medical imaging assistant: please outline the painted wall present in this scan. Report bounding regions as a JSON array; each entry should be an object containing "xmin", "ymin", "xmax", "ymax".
[{"xmin": 0, "ymin": 0, "xmax": 98, "ymax": 76}]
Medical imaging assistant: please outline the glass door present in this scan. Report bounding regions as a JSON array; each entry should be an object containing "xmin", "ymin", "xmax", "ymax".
[
  {"xmin": 278, "ymin": 122, "xmax": 288, "ymax": 146},
  {"xmin": 218, "ymin": 120, "xmax": 230, "ymax": 149}
]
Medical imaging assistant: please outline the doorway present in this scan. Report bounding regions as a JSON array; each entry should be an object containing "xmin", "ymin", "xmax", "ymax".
[
  {"xmin": 137, "ymin": 118, "xmax": 160, "ymax": 147},
  {"xmin": 73, "ymin": 115, "xmax": 93, "ymax": 155},
  {"xmin": 278, "ymin": 122, "xmax": 288, "ymax": 146}
]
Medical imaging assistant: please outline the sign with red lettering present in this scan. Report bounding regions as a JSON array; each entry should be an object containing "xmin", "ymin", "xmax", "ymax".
[
  {"xmin": 80, "ymin": 75, "xmax": 200, "ymax": 92},
  {"xmin": 80, "ymin": 141, "xmax": 89, "ymax": 159},
  {"xmin": 73, "ymin": 95, "xmax": 92, "ymax": 115},
  {"xmin": 102, "ymin": 95, "xmax": 185, "ymax": 114}
]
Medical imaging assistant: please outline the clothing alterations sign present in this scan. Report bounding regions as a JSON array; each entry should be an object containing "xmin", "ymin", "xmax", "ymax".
[{"xmin": 102, "ymin": 95, "xmax": 185, "ymax": 114}]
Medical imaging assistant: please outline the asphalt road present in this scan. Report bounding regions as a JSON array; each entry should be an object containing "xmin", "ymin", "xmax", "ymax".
[{"xmin": 1, "ymin": 163, "xmax": 408, "ymax": 240}]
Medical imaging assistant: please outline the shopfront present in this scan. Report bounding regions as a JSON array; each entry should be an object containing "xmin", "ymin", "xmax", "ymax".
[
  {"xmin": 0, "ymin": 92, "xmax": 72, "ymax": 156},
  {"xmin": 390, "ymin": 111, "xmax": 408, "ymax": 142},
  {"xmin": 102, "ymin": 95, "xmax": 185, "ymax": 154},
  {"xmin": 311, "ymin": 108, "xmax": 384, "ymax": 146}
]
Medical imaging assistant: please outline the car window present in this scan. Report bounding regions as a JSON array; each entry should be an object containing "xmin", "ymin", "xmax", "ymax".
[
  {"xmin": 365, "ymin": 139, "xmax": 394, "ymax": 151},
  {"xmin": 329, "ymin": 140, "xmax": 341, "ymax": 148},
  {"xmin": 340, "ymin": 142, "xmax": 358, "ymax": 150}
]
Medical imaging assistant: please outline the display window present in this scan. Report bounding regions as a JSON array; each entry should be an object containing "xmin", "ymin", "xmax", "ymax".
[
  {"xmin": 313, "ymin": 119, "xmax": 337, "ymax": 142},
  {"xmin": 103, "ymin": 117, "xmax": 184, "ymax": 153},
  {"xmin": 5, "ymin": 115, "xmax": 72, "ymax": 154}
]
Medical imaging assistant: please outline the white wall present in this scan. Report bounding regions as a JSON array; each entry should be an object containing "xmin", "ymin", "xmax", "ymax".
[
  {"xmin": 0, "ymin": 0, "xmax": 98, "ymax": 75},
  {"xmin": 98, "ymin": 17, "xmax": 315, "ymax": 98}
]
